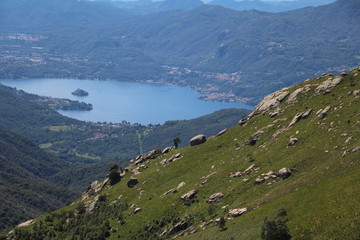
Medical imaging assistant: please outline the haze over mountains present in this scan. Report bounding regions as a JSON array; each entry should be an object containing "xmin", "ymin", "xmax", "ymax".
[{"xmin": 1, "ymin": 0, "xmax": 359, "ymax": 104}]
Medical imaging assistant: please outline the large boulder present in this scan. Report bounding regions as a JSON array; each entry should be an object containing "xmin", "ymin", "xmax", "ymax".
[
  {"xmin": 278, "ymin": 168, "xmax": 291, "ymax": 179},
  {"xmin": 127, "ymin": 178, "xmax": 139, "ymax": 188},
  {"xmin": 181, "ymin": 189, "xmax": 198, "ymax": 201},
  {"xmin": 228, "ymin": 208, "xmax": 247, "ymax": 217},
  {"xmin": 190, "ymin": 134, "xmax": 207, "ymax": 146},
  {"xmin": 206, "ymin": 192, "xmax": 224, "ymax": 204}
]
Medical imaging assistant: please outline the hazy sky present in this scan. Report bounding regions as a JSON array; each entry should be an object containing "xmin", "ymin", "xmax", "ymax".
[{"xmin": 120, "ymin": 0, "xmax": 301, "ymax": 2}]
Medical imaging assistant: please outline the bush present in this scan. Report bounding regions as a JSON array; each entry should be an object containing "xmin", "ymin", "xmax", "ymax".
[{"xmin": 261, "ymin": 209, "xmax": 291, "ymax": 240}]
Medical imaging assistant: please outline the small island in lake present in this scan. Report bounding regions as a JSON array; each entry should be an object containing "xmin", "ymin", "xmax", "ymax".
[{"xmin": 72, "ymin": 88, "xmax": 89, "ymax": 97}]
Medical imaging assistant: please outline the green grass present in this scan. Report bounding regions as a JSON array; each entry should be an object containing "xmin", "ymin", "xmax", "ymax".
[{"xmin": 11, "ymin": 69, "xmax": 360, "ymax": 239}]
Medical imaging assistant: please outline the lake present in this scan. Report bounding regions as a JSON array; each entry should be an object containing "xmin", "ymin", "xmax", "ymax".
[{"xmin": 0, "ymin": 78, "xmax": 253, "ymax": 125}]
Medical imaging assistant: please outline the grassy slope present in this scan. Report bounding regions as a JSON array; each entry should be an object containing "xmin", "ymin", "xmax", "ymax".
[{"xmin": 10, "ymin": 68, "xmax": 360, "ymax": 239}]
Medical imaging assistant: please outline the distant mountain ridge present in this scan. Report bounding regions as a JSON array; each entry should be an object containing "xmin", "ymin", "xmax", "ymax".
[
  {"xmin": 208, "ymin": 0, "xmax": 335, "ymax": 12},
  {"xmin": 0, "ymin": 0, "xmax": 359, "ymax": 104}
]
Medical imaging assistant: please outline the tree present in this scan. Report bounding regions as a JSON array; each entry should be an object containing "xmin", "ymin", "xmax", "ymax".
[
  {"xmin": 109, "ymin": 169, "xmax": 121, "ymax": 185},
  {"xmin": 109, "ymin": 163, "xmax": 119, "ymax": 172},
  {"xmin": 173, "ymin": 137, "xmax": 181, "ymax": 148},
  {"xmin": 261, "ymin": 209, "xmax": 291, "ymax": 240}
]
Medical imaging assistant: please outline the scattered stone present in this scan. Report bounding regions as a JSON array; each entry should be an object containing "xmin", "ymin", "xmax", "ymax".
[
  {"xmin": 190, "ymin": 134, "xmax": 207, "ymax": 146},
  {"xmin": 342, "ymin": 146, "xmax": 360, "ymax": 157},
  {"xmin": 85, "ymin": 195, "xmax": 101, "ymax": 213},
  {"xmin": 160, "ymin": 153, "xmax": 183, "ymax": 165},
  {"xmin": 340, "ymin": 72, "xmax": 348, "ymax": 77},
  {"xmin": 17, "ymin": 219, "xmax": 35, "ymax": 228},
  {"xmin": 177, "ymin": 182, "xmax": 186, "ymax": 189},
  {"xmin": 162, "ymin": 146, "xmax": 175, "ymax": 154},
  {"xmin": 168, "ymin": 221, "xmax": 189, "ymax": 236},
  {"xmin": 353, "ymin": 90, "xmax": 360, "ymax": 96},
  {"xmin": 243, "ymin": 164, "xmax": 256, "ymax": 174},
  {"xmin": 206, "ymin": 192, "xmax": 224, "ymax": 204},
  {"xmin": 243, "ymin": 178, "xmax": 249, "ymax": 183},
  {"xmin": 288, "ymin": 138, "xmax": 298, "ymax": 146},
  {"xmin": 269, "ymin": 111, "xmax": 279, "ymax": 118},
  {"xmin": 217, "ymin": 129, "xmax": 228, "ymax": 136},
  {"xmin": 277, "ymin": 168, "xmax": 291, "ymax": 179},
  {"xmin": 228, "ymin": 208, "xmax": 247, "ymax": 217},
  {"xmin": 230, "ymin": 171, "xmax": 242, "ymax": 178},
  {"xmin": 127, "ymin": 178, "xmax": 139, "ymax": 188},
  {"xmin": 288, "ymin": 113, "xmax": 303, "ymax": 128},
  {"xmin": 345, "ymin": 137, "xmax": 353, "ymax": 144},
  {"xmin": 238, "ymin": 118, "xmax": 247, "ymax": 126},
  {"xmin": 255, "ymin": 177, "xmax": 265, "ymax": 184},
  {"xmin": 244, "ymin": 135, "xmax": 259, "ymax": 146},
  {"xmin": 301, "ymin": 109, "xmax": 312, "ymax": 119},
  {"xmin": 317, "ymin": 106, "xmax": 331, "ymax": 119},
  {"xmin": 161, "ymin": 188, "xmax": 177, "ymax": 197},
  {"xmin": 181, "ymin": 189, "xmax": 198, "ymax": 201},
  {"xmin": 133, "ymin": 148, "xmax": 162, "ymax": 165},
  {"xmin": 134, "ymin": 208, "xmax": 142, "ymax": 214}
]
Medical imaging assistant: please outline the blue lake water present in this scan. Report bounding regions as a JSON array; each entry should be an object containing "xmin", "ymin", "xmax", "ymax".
[{"xmin": 0, "ymin": 78, "xmax": 253, "ymax": 125}]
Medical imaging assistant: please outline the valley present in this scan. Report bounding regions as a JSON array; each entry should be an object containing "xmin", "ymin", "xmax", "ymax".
[{"xmin": 0, "ymin": 0, "xmax": 359, "ymax": 238}]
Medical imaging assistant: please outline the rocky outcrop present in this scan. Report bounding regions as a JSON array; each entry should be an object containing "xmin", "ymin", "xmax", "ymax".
[
  {"xmin": 131, "ymin": 148, "xmax": 162, "ymax": 166},
  {"xmin": 254, "ymin": 89, "xmax": 289, "ymax": 112},
  {"xmin": 317, "ymin": 106, "xmax": 331, "ymax": 119},
  {"xmin": 277, "ymin": 168, "xmax": 292, "ymax": 179},
  {"xmin": 17, "ymin": 219, "xmax": 35, "ymax": 228},
  {"xmin": 316, "ymin": 76, "xmax": 342, "ymax": 93},
  {"xmin": 81, "ymin": 178, "xmax": 109, "ymax": 201},
  {"xmin": 159, "ymin": 153, "xmax": 182, "ymax": 165},
  {"xmin": 288, "ymin": 113, "xmax": 303, "ymax": 128},
  {"xmin": 190, "ymin": 134, "xmax": 207, "ymax": 146},
  {"xmin": 181, "ymin": 189, "xmax": 198, "ymax": 201},
  {"xmin": 342, "ymin": 146, "xmax": 360, "ymax": 157},
  {"xmin": 162, "ymin": 146, "xmax": 175, "ymax": 154},
  {"xmin": 228, "ymin": 208, "xmax": 247, "ymax": 217},
  {"xmin": 168, "ymin": 221, "xmax": 189, "ymax": 236},
  {"xmin": 206, "ymin": 192, "xmax": 224, "ymax": 204}
]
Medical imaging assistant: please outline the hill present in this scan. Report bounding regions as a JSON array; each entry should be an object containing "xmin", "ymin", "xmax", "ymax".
[
  {"xmin": 7, "ymin": 68, "xmax": 359, "ymax": 239},
  {"xmin": 0, "ymin": 125, "xmax": 77, "ymax": 231},
  {"xmin": 0, "ymin": 0, "xmax": 359, "ymax": 104},
  {"xmin": 208, "ymin": 0, "xmax": 335, "ymax": 12},
  {"xmin": 0, "ymin": 83, "xmax": 250, "ymax": 191}
]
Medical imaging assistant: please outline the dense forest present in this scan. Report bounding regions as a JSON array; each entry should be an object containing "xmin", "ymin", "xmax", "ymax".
[{"xmin": 0, "ymin": 0, "xmax": 359, "ymax": 104}]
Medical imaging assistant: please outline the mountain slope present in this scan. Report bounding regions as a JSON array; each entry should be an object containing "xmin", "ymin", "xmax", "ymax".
[
  {"xmin": 208, "ymin": 0, "xmax": 335, "ymax": 12},
  {"xmin": 9, "ymin": 67, "xmax": 360, "ymax": 239},
  {"xmin": 0, "ymin": 126, "xmax": 77, "ymax": 231}
]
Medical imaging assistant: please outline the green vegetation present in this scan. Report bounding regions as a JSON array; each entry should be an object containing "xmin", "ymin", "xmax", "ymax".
[
  {"xmin": 8, "ymin": 68, "xmax": 360, "ymax": 239},
  {"xmin": 0, "ymin": 83, "xmax": 249, "ymax": 191},
  {"xmin": 0, "ymin": 0, "xmax": 359, "ymax": 104},
  {"xmin": 0, "ymin": 125, "xmax": 77, "ymax": 231}
]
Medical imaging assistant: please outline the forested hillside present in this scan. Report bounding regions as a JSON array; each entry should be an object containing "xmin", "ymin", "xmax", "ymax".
[
  {"xmin": 1, "ymin": 0, "xmax": 359, "ymax": 104},
  {"xmin": 0, "ymin": 126, "xmax": 76, "ymax": 231}
]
